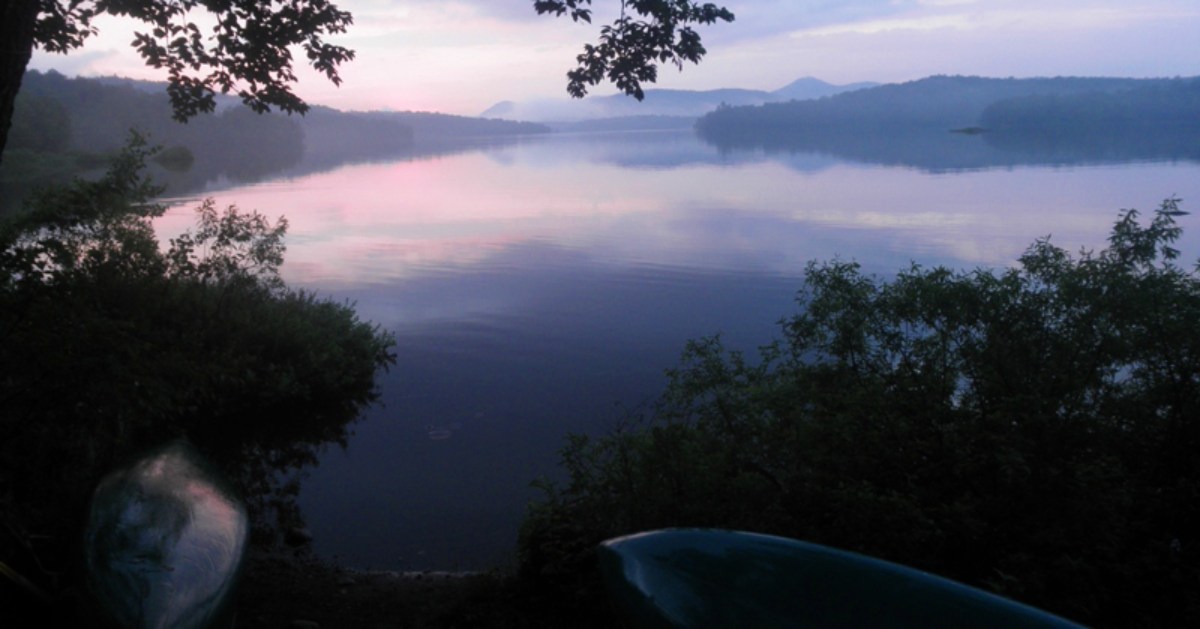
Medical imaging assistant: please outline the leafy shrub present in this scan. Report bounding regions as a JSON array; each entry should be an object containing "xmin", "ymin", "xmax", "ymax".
[
  {"xmin": 0, "ymin": 137, "xmax": 395, "ymax": 595},
  {"xmin": 520, "ymin": 198, "xmax": 1200, "ymax": 627}
]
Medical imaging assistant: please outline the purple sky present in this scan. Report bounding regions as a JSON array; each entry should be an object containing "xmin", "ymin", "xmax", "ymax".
[{"xmin": 28, "ymin": 0, "xmax": 1200, "ymax": 116}]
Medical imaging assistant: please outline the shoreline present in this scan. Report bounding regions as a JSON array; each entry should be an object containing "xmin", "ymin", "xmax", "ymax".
[{"xmin": 235, "ymin": 548, "xmax": 614, "ymax": 628}]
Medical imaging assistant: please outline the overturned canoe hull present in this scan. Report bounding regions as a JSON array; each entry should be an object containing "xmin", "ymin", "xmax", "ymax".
[{"xmin": 599, "ymin": 529, "xmax": 1082, "ymax": 629}]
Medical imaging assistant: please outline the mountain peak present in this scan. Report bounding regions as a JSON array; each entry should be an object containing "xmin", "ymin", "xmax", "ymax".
[
  {"xmin": 484, "ymin": 77, "xmax": 880, "ymax": 123},
  {"xmin": 771, "ymin": 77, "xmax": 880, "ymax": 101},
  {"xmin": 480, "ymin": 100, "xmax": 517, "ymax": 118}
]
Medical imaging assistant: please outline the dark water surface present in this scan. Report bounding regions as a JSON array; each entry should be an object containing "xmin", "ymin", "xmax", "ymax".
[{"xmin": 160, "ymin": 130, "xmax": 1200, "ymax": 570}]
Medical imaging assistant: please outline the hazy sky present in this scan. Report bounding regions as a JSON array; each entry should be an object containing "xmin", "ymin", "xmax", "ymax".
[{"xmin": 27, "ymin": 0, "xmax": 1200, "ymax": 116}]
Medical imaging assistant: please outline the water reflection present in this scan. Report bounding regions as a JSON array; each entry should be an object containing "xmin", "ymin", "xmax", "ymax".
[
  {"xmin": 157, "ymin": 130, "xmax": 1199, "ymax": 571},
  {"xmin": 696, "ymin": 122, "xmax": 1200, "ymax": 173},
  {"xmin": 426, "ymin": 426, "xmax": 455, "ymax": 441},
  {"xmin": 160, "ymin": 132, "xmax": 1200, "ymax": 289},
  {"xmin": 156, "ymin": 134, "xmax": 543, "ymax": 199}
]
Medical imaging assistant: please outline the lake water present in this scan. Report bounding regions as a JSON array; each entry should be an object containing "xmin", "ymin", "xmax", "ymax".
[{"xmin": 159, "ymin": 129, "xmax": 1200, "ymax": 571}]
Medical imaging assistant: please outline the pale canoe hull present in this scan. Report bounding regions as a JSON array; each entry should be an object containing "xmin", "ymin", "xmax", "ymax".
[{"xmin": 599, "ymin": 529, "xmax": 1083, "ymax": 629}]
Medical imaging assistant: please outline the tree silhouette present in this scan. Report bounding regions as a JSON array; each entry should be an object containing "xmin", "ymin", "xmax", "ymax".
[{"xmin": 0, "ymin": 1, "xmax": 733, "ymax": 162}]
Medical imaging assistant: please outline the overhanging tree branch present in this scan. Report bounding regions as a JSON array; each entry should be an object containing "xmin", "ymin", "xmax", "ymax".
[{"xmin": 534, "ymin": 0, "xmax": 735, "ymax": 100}]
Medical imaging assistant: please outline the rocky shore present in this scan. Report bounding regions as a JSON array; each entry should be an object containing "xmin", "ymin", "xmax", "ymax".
[{"xmin": 235, "ymin": 549, "xmax": 614, "ymax": 629}]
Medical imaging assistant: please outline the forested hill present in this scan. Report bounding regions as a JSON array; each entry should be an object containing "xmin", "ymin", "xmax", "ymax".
[
  {"xmin": 4, "ymin": 70, "xmax": 551, "ymax": 198},
  {"xmin": 695, "ymin": 75, "xmax": 1191, "ymax": 142},
  {"xmin": 12, "ymin": 69, "xmax": 305, "ymax": 164},
  {"xmin": 980, "ymin": 78, "xmax": 1200, "ymax": 136}
]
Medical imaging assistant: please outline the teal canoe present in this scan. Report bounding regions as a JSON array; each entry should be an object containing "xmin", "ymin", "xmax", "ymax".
[
  {"xmin": 598, "ymin": 529, "xmax": 1083, "ymax": 629},
  {"xmin": 83, "ymin": 440, "xmax": 249, "ymax": 629}
]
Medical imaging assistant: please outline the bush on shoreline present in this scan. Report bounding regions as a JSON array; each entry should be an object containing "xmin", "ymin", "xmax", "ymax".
[
  {"xmin": 521, "ymin": 198, "xmax": 1200, "ymax": 627},
  {"xmin": 0, "ymin": 137, "xmax": 395, "ymax": 605}
]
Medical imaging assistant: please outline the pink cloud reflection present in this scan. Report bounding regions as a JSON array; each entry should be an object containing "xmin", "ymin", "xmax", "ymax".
[{"xmin": 156, "ymin": 151, "xmax": 665, "ymax": 286}]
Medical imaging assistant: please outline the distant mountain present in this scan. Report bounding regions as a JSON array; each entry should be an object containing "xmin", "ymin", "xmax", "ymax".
[
  {"xmin": 481, "ymin": 77, "xmax": 879, "ymax": 122},
  {"xmin": 481, "ymin": 101, "xmax": 519, "ymax": 119},
  {"xmin": 770, "ymin": 77, "xmax": 877, "ymax": 101}
]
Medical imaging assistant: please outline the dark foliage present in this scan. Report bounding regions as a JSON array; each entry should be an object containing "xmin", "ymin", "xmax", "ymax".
[
  {"xmin": 28, "ymin": 0, "xmax": 354, "ymax": 120},
  {"xmin": 0, "ymin": 137, "xmax": 395, "ymax": 603},
  {"xmin": 521, "ymin": 198, "xmax": 1200, "ymax": 627},
  {"xmin": 535, "ymin": 0, "xmax": 734, "ymax": 99},
  {"xmin": 3, "ymin": 1, "xmax": 733, "ymax": 159}
]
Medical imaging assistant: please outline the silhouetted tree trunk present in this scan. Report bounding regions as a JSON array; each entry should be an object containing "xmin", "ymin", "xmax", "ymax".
[{"xmin": 0, "ymin": 0, "xmax": 40, "ymax": 165}]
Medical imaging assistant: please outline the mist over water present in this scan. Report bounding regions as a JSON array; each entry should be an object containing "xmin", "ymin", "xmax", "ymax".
[{"xmin": 160, "ymin": 129, "xmax": 1200, "ymax": 570}]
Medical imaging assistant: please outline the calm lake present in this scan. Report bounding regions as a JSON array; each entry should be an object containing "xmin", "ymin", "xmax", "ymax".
[{"xmin": 159, "ymin": 129, "xmax": 1200, "ymax": 571}]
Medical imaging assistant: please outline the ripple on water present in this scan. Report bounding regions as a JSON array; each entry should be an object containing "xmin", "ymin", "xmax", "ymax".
[{"xmin": 425, "ymin": 425, "xmax": 453, "ymax": 440}]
